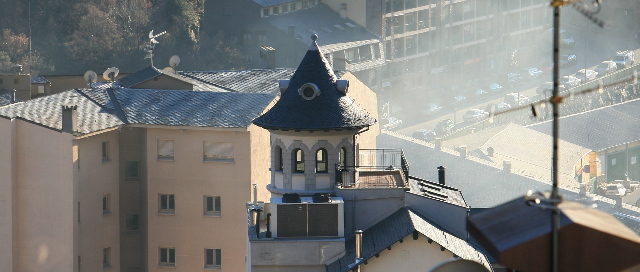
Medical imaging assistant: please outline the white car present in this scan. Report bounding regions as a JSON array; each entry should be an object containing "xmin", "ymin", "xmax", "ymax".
[
  {"xmin": 463, "ymin": 109, "xmax": 489, "ymax": 122},
  {"xmin": 575, "ymin": 69, "xmax": 598, "ymax": 82},
  {"xmin": 594, "ymin": 61, "xmax": 617, "ymax": 76},
  {"xmin": 383, "ymin": 117, "xmax": 403, "ymax": 130},
  {"xmin": 424, "ymin": 103, "xmax": 442, "ymax": 116},
  {"xmin": 560, "ymin": 76, "xmax": 581, "ymax": 88},
  {"xmin": 605, "ymin": 183, "xmax": 626, "ymax": 196}
]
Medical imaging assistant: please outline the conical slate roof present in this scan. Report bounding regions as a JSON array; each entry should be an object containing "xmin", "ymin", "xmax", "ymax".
[{"xmin": 252, "ymin": 35, "xmax": 376, "ymax": 131}]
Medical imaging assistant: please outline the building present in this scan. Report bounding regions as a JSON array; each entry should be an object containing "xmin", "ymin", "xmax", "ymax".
[{"xmin": 246, "ymin": 34, "xmax": 490, "ymax": 272}]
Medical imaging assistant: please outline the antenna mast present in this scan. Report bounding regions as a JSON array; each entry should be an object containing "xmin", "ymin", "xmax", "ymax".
[{"xmin": 144, "ymin": 30, "xmax": 166, "ymax": 67}]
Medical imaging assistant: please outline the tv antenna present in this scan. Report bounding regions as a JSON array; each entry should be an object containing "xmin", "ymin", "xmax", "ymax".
[
  {"xmin": 162, "ymin": 55, "xmax": 181, "ymax": 74},
  {"xmin": 143, "ymin": 30, "xmax": 167, "ymax": 67},
  {"xmin": 102, "ymin": 67, "xmax": 119, "ymax": 82},
  {"xmin": 83, "ymin": 70, "xmax": 97, "ymax": 88}
]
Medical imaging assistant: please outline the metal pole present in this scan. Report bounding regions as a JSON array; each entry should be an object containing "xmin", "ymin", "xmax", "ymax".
[
  {"xmin": 551, "ymin": 2, "xmax": 561, "ymax": 272},
  {"xmin": 355, "ymin": 230, "xmax": 363, "ymax": 272}
]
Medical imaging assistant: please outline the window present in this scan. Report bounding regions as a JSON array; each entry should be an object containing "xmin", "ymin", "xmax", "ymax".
[
  {"xmin": 159, "ymin": 194, "xmax": 175, "ymax": 214},
  {"xmin": 157, "ymin": 140, "xmax": 174, "ymax": 160},
  {"xmin": 78, "ymin": 202, "xmax": 81, "ymax": 223},
  {"xmin": 102, "ymin": 141, "xmax": 110, "ymax": 162},
  {"xmin": 262, "ymin": 8, "xmax": 269, "ymax": 16},
  {"xmin": 272, "ymin": 6, "xmax": 279, "ymax": 14},
  {"xmin": 13, "ymin": 78, "xmax": 19, "ymax": 84},
  {"xmin": 103, "ymin": 194, "xmax": 111, "ymax": 215},
  {"xmin": 203, "ymin": 142, "xmax": 234, "ymax": 162},
  {"xmin": 78, "ymin": 256, "xmax": 81, "ymax": 272},
  {"xmin": 275, "ymin": 146, "xmax": 283, "ymax": 171},
  {"xmin": 293, "ymin": 149, "xmax": 304, "ymax": 173},
  {"xmin": 339, "ymin": 147, "xmax": 347, "ymax": 168},
  {"xmin": 302, "ymin": 1, "xmax": 308, "ymax": 8},
  {"xmin": 0, "ymin": 79, "xmax": 3, "ymax": 85},
  {"xmin": 103, "ymin": 247, "xmax": 111, "ymax": 269},
  {"xmin": 316, "ymin": 149, "xmax": 328, "ymax": 173},
  {"xmin": 282, "ymin": 4, "xmax": 289, "ymax": 12},
  {"xmin": 204, "ymin": 249, "xmax": 221, "ymax": 269},
  {"xmin": 159, "ymin": 247, "xmax": 175, "ymax": 267},
  {"xmin": 204, "ymin": 196, "xmax": 221, "ymax": 216},
  {"xmin": 125, "ymin": 161, "xmax": 139, "ymax": 181},
  {"xmin": 38, "ymin": 85, "xmax": 44, "ymax": 94},
  {"xmin": 126, "ymin": 214, "xmax": 139, "ymax": 233},
  {"xmin": 290, "ymin": 2, "xmax": 297, "ymax": 11}
]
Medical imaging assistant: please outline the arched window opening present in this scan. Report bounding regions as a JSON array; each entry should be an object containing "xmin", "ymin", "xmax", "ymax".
[
  {"xmin": 275, "ymin": 146, "xmax": 283, "ymax": 171},
  {"xmin": 316, "ymin": 149, "xmax": 328, "ymax": 173},
  {"xmin": 293, "ymin": 149, "xmax": 305, "ymax": 173},
  {"xmin": 339, "ymin": 147, "xmax": 347, "ymax": 168}
]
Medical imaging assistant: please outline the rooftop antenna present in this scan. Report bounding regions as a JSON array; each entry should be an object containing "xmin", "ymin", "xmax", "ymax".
[
  {"xmin": 162, "ymin": 55, "xmax": 181, "ymax": 74},
  {"xmin": 143, "ymin": 30, "xmax": 167, "ymax": 67},
  {"xmin": 83, "ymin": 70, "xmax": 97, "ymax": 88},
  {"xmin": 102, "ymin": 67, "xmax": 119, "ymax": 82},
  {"xmin": 547, "ymin": 1, "xmax": 604, "ymax": 272}
]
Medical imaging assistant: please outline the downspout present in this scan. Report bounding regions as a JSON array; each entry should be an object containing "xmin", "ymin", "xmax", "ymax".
[{"xmin": 352, "ymin": 126, "xmax": 370, "ymax": 184}]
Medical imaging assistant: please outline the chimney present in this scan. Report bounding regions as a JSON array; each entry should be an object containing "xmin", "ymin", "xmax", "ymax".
[
  {"xmin": 260, "ymin": 46, "xmax": 276, "ymax": 69},
  {"xmin": 437, "ymin": 166, "xmax": 446, "ymax": 186},
  {"xmin": 288, "ymin": 25, "xmax": 297, "ymax": 39},
  {"xmin": 12, "ymin": 89, "xmax": 16, "ymax": 103},
  {"xmin": 340, "ymin": 3, "xmax": 347, "ymax": 18},
  {"xmin": 459, "ymin": 145, "xmax": 467, "ymax": 158},
  {"xmin": 503, "ymin": 160, "xmax": 511, "ymax": 173},
  {"xmin": 355, "ymin": 229, "xmax": 363, "ymax": 272},
  {"xmin": 62, "ymin": 105, "xmax": 78, "ymax": 134}
]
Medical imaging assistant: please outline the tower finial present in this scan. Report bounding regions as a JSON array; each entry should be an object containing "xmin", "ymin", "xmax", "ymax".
[{"xmin": 311, "ymin": 33, "xmax": 318, "ymax": 41}]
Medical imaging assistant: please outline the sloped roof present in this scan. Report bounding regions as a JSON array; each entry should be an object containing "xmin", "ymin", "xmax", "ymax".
[
  {"xmin": 0, "ymin": 87, "xmax": 274, "ymax": 135},
  {"xmin": 527, "ymin": 98, "xmax": 640, "ymax": 151},
  {"xmin": 262, "ymin": 4, "xmax": 380, "ymax": 49},
  {"xmin": 408, "ymin": 177, "xmax": 468, "ymax": 207},
  {"xmin": 326, "ymin": 208, "xmax": 492, "ymax": 272},
  {"xmin": 30, "ymin": 75, "xmax": 50, "ymax": 84},
  {"xmin": 118, "ymin": 66, "xmax": 226, "ymax": 92},
  {"xmin": 252, "ymin": 36, "xmax": 375, "ymax": 131},
  {"xmin": 181, "ymin": 69, "xmax": 349, "ymax": 94},
  {"xmin": 0, "ymin": 89, "xmax": 21, "ymax": 107}
]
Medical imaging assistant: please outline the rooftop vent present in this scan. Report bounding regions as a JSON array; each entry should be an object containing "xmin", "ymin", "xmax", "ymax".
[
  {"xmin": 336, "ymin": 79, "xmax": 349, "ymax": 94},
  {"xmin": 278, "ymin": 79, "xmax": 290, "ymax": 94},
  {"xmin": 312, "ymin": 193, "xmax": 331, "ymax": 203},
  {"xmin": 282, "ymin": 193, "xmax": 301, "ymax": 203}
]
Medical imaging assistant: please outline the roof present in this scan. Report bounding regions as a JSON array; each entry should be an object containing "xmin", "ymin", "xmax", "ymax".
[
  {"xmin": 0, "ymin": 87, "xmax": 274, "ymax": 134},
  {"xmin": 252, "ymin": 36, "xmax": 375, "ymax": 131},
  {"xmin": 326, "ymin": 208, "xmax": 492, "ymax": 272},
  {"xmin": 263, "ymin": 4, "xmax": 380, "ymax": 49},
  {"xmin": 408, "ymin": 176, "xmax": 468, "ymax": 207},
  {"xmin": 180, "ymin": 69, "xmax": 348, "ymax": 94},
  {"xmin": 252, "ymin": 0, "xmax": 296, "ymax": 7},
  {"xmin": 0, "ymin": 89, "xmax": 20, "ymax": 107},
  {"xmin": 527, "ymin": 98, "xmax": 640, "ymax": 151},
  {"xmin": 30, "ymin": 75, "xmax": 50, "ymax": 84},
  {"xmin": 118, "ymin": 66, "xmax": 226, "ymax": 92}
]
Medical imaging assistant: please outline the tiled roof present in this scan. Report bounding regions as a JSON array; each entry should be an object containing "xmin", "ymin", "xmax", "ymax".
[
  {"xmin": 527, "ymin": 98, "xmax": 640, "ymax": 151},
  {"xmin": 118, "ymin": 66, "xmax": 226, "ymax": 92},
  {"xmin": 180, "ymin": 69, "xmax": 348, "ymax": 94},
  {"xmin": 0, "ymin": 90, "xmax": 123, "ymax": 134},
  {"xmin": 252, "ymin": 37, "xmax": 376, "ymax": 131},
  {"xmin": 0, "ymin": 89, "xmax": 20, "ymax": 107},
  {"xmin": 112, "ymin": 88, "xmax": 273, "ymax": 128},
  {"xmin": 30, "ymin": 75, "xmax": 50, "ymax": 84},
  {"xmin": 263, "ymin": 4, "xmax": 380, "ymax": 49},
  {"xmin": 252, "ymin": 0, "xmax": 296, "ymax": 7},
  {"xmin": 326, "ymin": 208, "xmax": 492, "ymax": 272},
  {"xmin": 0, "ymin": 87, "xmax": 274, "ymax": 135}
]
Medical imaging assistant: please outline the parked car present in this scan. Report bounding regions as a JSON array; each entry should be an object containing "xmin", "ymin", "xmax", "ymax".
[
  {"xmin": 474, "ymin": 89, "xmax": 489, "ymax": 100},
  {"xmin": 412, "ymin": 129, "xmax": 436, "ymax": 141},
  {"xmin": 560, "ymin": 54, "xmax": 577, "ymax": 67},
  {"xmin": 504, "ymin": 93, "xmax": 530, "ymax": 107},
  {"xmin": 434, "ymin": 119, "xmax": 455, "ymax": 135},
  {"xmin": 453, "ymin": 95, "xmax": 467, "ymax": 106},
  {"xmin": 594, "ymin": 61, "xmax": 617, "ymax": 76},
  {"xmin": 463, "ymin": 109, "xmax": 489, "ymax": 122},
  {"xmin": 486, "ymin": 102, "xmax": 511, "ymax": 113},
  {"xmin": 383, "ymin": 117, "xmax": 403, "ymax": 130},
  {"xmin": 604, "ymin": 183, "xmax": 626, "ymax": 196},
  {"xmin": 489, "ymin": 83, "xmax": 503, "ymax": 93},
  {"xmin": 575, "ymin": 69, "xmax": 598, "ymax": 82},
  {"xmin": 423, "ymin": 103, "xmax": 442, "ymax": 116},
  {"xmin": 614, "ymin": 50, "xmax": 635, "ymax": 69},
  {"xmin": 507, "ymin": 73, "xmax": 524, "ymax": 87},
  {"xmin": 560, "ymin": 75, "xmax": 581, "ymax": 88},
  {"xmin": 526, "ymin": 67, "xmax": 543, "ymax": 79}
]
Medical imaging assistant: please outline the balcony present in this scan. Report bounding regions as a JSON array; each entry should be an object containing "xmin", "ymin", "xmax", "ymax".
[{"xmin": 336, "ymin": 149, "xmax": 410, "ymax": 189}]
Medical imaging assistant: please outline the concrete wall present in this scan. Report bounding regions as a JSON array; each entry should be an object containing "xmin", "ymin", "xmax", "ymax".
[
  {"xmin": 405, "ymin": 192, "xmax": 468, "ymax": 239},
  {"xmin": 248, "ymin": 124, "xmax": 273, "ymax": 203},
  {"xmin": 0, "ymin": 117, "xmax": 14, "ymax": 271},
  {"xmin": 76, "ymin": 130, "xmax": 121, "ymax": 271},
  {"xmin": 363, "ymin": 232, "xmax": 457, "ymax": 272},
  {"xmin": 11, "ymin": 120, "xmax": 75, "ymax": 272},
  {"xmin": 250, "ymin": 239, "xmax": 344, "ymax": 268},
  {"xmin": 146, "ymin": 127, "xmax": 266, "ymax": 271},
  {"xmin": 336, "ymin": 188, "xmax": 405, "ymax": 237},
  {"xmin": 340, "ymin": 72, "xmax": 379, "ymax": 149}
]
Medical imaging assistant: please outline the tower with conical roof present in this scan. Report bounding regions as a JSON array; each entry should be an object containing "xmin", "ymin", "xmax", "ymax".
[{"xmin": 253, "ymin": 34, "xmax": 376, "ymax": 198}]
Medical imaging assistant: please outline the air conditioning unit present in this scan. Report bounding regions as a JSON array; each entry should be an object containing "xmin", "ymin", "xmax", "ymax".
[{"xmin": 271, "ymin": 196, "xmax": 344, "ymax": 238}]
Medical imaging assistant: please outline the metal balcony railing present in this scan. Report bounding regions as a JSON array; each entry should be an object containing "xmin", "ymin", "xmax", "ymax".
[{"xmin": 335, "ymin": 149, "xmax": 409, "ymax": 188}]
